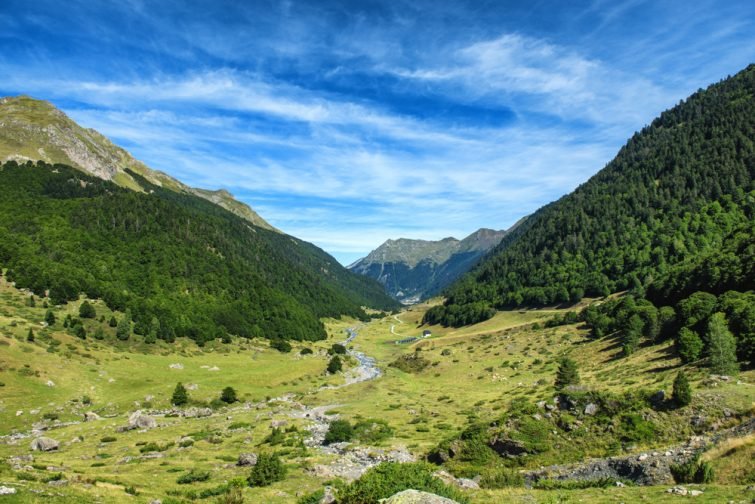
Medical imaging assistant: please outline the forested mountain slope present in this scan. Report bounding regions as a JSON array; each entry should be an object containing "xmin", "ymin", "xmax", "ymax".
[
  {"xmin": 0, "ymin": 95, "xmax": 277, "ymax": 231},
  {"xmin": 427, "ymin": 64, "xmax": 755, "ymax": 327},
  {"xmin": 0, "ymin": 161, "xmax": 398, "ymax": 343}
]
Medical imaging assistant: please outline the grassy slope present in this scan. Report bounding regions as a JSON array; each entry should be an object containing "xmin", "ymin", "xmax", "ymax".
[{"xmin": 0, "ymin": 282, "xmax": 752, "ymax": 503}]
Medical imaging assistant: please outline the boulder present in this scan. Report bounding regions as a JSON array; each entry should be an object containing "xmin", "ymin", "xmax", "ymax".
[
  {"xmin": 0, "ymin": 486, "xmax": 16, "ymax": 495},
  {"xmin": 128, "ymin": 410, "xmax": 157, "ymax": 430},
  {"xmin": 320, "ymin": 486, "xmax": 336, "ymax": 504},
  {"xmin": 380, "ymin": 489, "xmax": 459, "ymax": 504},
  {"xmin": 30, "ymin": 437, "xmax": 59, "ymax": 452},
  {"xmin": 84, "ymin": 411, "xmax": 101, "ymax": 422},
  {"xmin": 237, "ymin": 453, "xmax": 258, "ymax": 466},
  {"xmin": 584, "ymin": 403, "xmax": 598, "ymax": 416}
]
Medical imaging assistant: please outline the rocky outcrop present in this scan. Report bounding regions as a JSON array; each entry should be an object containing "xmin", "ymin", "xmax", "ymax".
[{"xmin": 119, "ymin": 410, "xmax": 157, "ymax": 431}]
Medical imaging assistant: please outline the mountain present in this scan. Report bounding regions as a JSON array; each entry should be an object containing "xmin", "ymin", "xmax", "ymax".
[
  {"xmin": 0, "ymin": 95, "xmax": 277, "ymax": 231},
  {"xmin": 349, "ymin": 227, "xmax": 511, "ymax": 303},
  {"xmin": 426, "ymin": 64, "xmax": 755, "ymax": 327}
]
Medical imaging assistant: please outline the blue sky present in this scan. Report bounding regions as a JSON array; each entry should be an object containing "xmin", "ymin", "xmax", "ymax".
[{"xmin": 1, "ymin": 1, "xmax": 754, "ymax": 265}]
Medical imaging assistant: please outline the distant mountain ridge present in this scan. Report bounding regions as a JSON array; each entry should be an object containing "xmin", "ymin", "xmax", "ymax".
[
  {"xmin": 0, "ymin": 95, "xmax": 277, "ymax": 231},
  {"xmin": 349, "ymin": 227, "xmax": 513, "ymax": 303}
]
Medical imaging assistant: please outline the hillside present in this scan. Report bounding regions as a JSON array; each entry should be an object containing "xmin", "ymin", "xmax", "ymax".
[
  {"xmin": 428, "ymin": 64, "xmax": 755, "ymax": 327},
  {"xmin": 0, "ymin": 160, "xmax": 398, "ymax": 343},
  {"xmin": 0, "ymin": 95, "xmax": 277, "ymax": 231},
  {"xmin": 349, "ymin": 228, "xmax": 510, "ymax": 303}
]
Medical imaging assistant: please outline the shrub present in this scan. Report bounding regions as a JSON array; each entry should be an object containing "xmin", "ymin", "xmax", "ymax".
[
  {"xmin": 324, "ymin": 419, "xmax": 354, "ymax": 445},
  {"xmin": 620, "ymin": 413, "xmax": 655, "ymax": 443},
  {"xmin": 300, "ymin": 347, "xmax": 313, "ymax": 355},
  {"xmin": 172, "ymin": 382, "xmax": 188, "ymax": 406},
  {"xmin": 327, "ymin": 355, "xmax": 342, "ymax": 374},
  {"xmin": 480, "ymin": 469, "xmax": 525, "ymax": 488},
  {"xmin": 297, "ymin": 489, "xmax": 325, "ymax": 504},
  {"xmin": 677, "ymin": 328, "xmax": 703, "ymax": 363},
  {"xmin": 79, "ymin": 301, "xmax": 96, "ymax": 319},
  {"xmin": 707, "ymin": 312, "xmax": 739, "ymax": 375},
  {"xmin": 100, "ymin": 436, "xmax": 117, "ymax": 443},
  {"xmin": 271, "ymin": 339, "xmax": 292, "ymax": 353},
  {"xmin": 672, "ymin": 371, "xmax": 692, "ymax": 407},
  {"xmin": 45, "ymin": 310, "xmax": 56, "ymax": 326},
  {"xmin": 247, "ymin": 453, "xmax": 286, "ymax": 487},
  {"xmin": 389, "ymin": 353, "xmax": 430, "ymax": 373},
  {"xmin": 177, "ymin": 469, "xmax": 210, "ymax": 484},
  {"xmin": 329, "ymin": 343, "xmax": 347, "ymax": 355},
  {"xmin": 220, "ymin": 386, "xmax": 238, "ymax": 404},
  {"xmin": 26, "ymin": 328, "xmax": 34, "ymax": 342},
  {"xmin": 671, "ymin": 455, "xmax": 714, "ymax": 483},
  {"xmin": 338, "ymin": 462, "xmax": 469, "ymax": 504}
]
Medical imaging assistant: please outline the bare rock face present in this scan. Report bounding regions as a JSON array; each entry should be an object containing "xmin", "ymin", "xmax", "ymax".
[
  {"xmin": 380, "ymin": 489, "xmax": 460, "ymax": 504},
  {"xmin": 127, "ymin": 410, "xmax": 157, "ymax": 430},
  {"xmin": 237, "ymin": 453, "xmax": 258, "ymax": 466},
  {"xmin": 30, "ymin": 437, "xmax": 59, "ymax": 452}
]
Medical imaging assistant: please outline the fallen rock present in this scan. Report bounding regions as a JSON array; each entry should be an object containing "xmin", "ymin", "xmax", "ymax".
[
  {"xmin": 238, "ymin": 453, "xmax": 258, "ymax": 466},
  {"xmin": 380, "ymin": 489, "xmax": 459, "ymax": 504},
  {"xmin": 168, "ymin": 363, "xmax": 183, "ymax": 369},
  {"xmin": 689, "ymin": 489, "xmax": 703, "ymax": 496},
  {"xmin": 30, "ymin": 437, "xmax": 59, "ymax": 452},
  {"xmin": 47, "ymin": 479, "xmax": 68, "ymax": 487},
  {"xmin": 0, "ymin": 486, "xmax": 16, "ymax": 495},
  {"xmin": 584, "ymin": 403, "xmax": 598, "ymax": 416},
  {"xmin": 667, "ymin": 486, "xmax": 688, "ymax": 495}
]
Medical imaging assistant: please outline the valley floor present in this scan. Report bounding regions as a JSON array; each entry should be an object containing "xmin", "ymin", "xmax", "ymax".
[{"xmin": 0, "ymin": 283, "xmax": 753, "ymax": 503}]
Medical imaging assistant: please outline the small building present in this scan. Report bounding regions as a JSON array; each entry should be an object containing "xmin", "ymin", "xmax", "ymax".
[{"xmin": 422, "ymin": 330, "xmax": 432, "ymax": 338}]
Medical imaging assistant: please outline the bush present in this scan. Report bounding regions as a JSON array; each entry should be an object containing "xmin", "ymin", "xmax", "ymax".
[
  {"xmin": 671, "ymin": 455, "xmax": 714, "ymax": 483},
  {"xmin": 100, "ymin": 436, "xmax": 117, "ymax": 443},
  {"xmin": 672, "ymin": 371, "xmax": 692, "ymax": 407},
  {"xmin": 620, "ymin": 413, "xmax": 655, "ymax": 443},
  {"xmin": 337, "ymin": 462, "xmax": 469, "ymax": 504},
  {"xmin": 479, "ymin": 469, "xmax": 525, "ymax": 489},
  {"xmin": 300, "ymin": 347, "xmax": 313, "ymax": 355},
  {"xmin": 177, "ymin": 469, "xmax": 210, "ymax": 484},
  {"xmin": 45, "ymin": 310, "xmax": 56, "ymax": 326},
  {"xmin": 271, "ymin": 339, "xmax": 292, "ymax": 353},
  {"xmin": 247, "ymin": 453, "xmax": 286, "ymax": 487},
  {"xmin": 324, "ymin": 419, "xmax": 354, "ymax": 445},
  {"xmin": 327, "ymin": 355, "xmax": 342, "ymax": 374},
  {"xmin": 220, "ymin": 386, "xmax": 238, "ymax": 404},
  {"xmin": 329, "ymin": 343, "xmax": 347, "ymax": 355},
  {"xmin": 389, "ymin": 353, "xmax": 430, "ymax": 373},
  {"xmin": 677, "ymin": 328, "xmax": 703, "ymax": 363},
  {"xmin": 79, "ymin": 301, "xmax": 96, "ymax": 319}
]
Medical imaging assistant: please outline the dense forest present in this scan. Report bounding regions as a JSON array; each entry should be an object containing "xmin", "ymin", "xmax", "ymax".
[
  {"xmin": 426, "ymin": 64, "xmax": 755, "ymax": 328},
  {"xmin": 0, "ymin": 161, "xmax": 398, "ymax": 344}
]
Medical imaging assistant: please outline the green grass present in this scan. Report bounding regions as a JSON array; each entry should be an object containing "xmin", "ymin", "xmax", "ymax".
[{"xmin": 0, "ymin": 277, "xmax": 752, "ymax": 503}]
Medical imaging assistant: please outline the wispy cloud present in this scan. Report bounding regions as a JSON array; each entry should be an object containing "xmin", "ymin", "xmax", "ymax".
[{"xmin": 1, "ymin": 0, "xmax": 753, "ymax": 264}]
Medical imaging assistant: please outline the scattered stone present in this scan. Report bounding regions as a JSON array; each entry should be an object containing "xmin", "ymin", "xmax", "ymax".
[
  {"xmin": 0, "ymin": 486, "xmax": 16, "ymax": 495},
  {"xmin": 689, "ymin": 490, "xmax": 703, "ymax": 496},
  {"xmin": 584, "ymin": 403, "xmax": 598, "ymax": 416},
  {"xmin": 182, "ymin": 407, "xmax": 212, "ymax": 418},
  {"xmin": 320, "ymin": 486, "xmax": 336, "ymax": 504},
  {"xmin": 46, "ymin": 380, "xmax": 55, "ymax": 387},
  {"xmin": 667, "ymin": 486, "xmax": 688, "ymax": 495},
  {"xmin": 208, "ymin": 366, "xmax": 220, "ymax": 371},
  {"xmin": 489, "ymin": 437, "xmax": 530, "ymax": 457},
  {"xmin": 380, "ymin": 489, "xmax": 459, "ymax": 504},
  {"xmin": 16, "ymin": 410, "xmax": 23, "ymax": 416},
  {"xmin": 185, "ymin": 383, "xmax": 198, "ymax": 391},
  {"xmin": 145, "ymin": 395, "xmax": 154, "ymax": 402},
  {"xmin": 47, "ymin": 479, "xmax": 68, "ymax": 487},
  {"xmin": 238, "ymin": 453, "xmax": 258, "ymax": 466},
  {"xmin": 638, "ymin": 454, "xmax": 649, "ymax": 462},
  {"xmin": 30, "ymin": 437, "xmax": 59, "ymax": 452},
  {"xmin": 615, "ymin": 481, "xmax": 625, "ymax": 487},
  {"xmin": 83, "ymin": 411, "xmax": 101, "ymax": 422},
  {"xmin": 168, "ymin": 363, "xmax": 183, "ymax": 370}
]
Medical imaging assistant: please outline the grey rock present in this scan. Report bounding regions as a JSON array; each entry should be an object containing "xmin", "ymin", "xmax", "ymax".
[
  {"xmin": 0, "ymin": 486, "xmax": 17, "ymax": 495},
  {"xmin": 238, "ymin": 453, "xmax": 258, "ymax": 466},
  {"xmin": 47, "ymin": 479, "xmax": 68, "ymax": 487},
  {"xmin": 183, "ymin": 407, "xmax": 212, "ymax": 418},
  {"xmin": 127, "ymin": 410, "xmax": 157, "ymax": 430},
  {"xmin": 584, "ymin": 403, "xmax": 598, "ymax": 416},
  {"xmin": 83, "ymin": 411, "xmax": 101, "ymax": 422},
  {"xmin": 489, "ymin": 437, "xmax": 530, "ymax": 457},
  {"xmin": 380, "ymin": 489, "xmax": 459, "ymax": 504},
  {"xmin": 30, "ymin": 437, "xmax": 59, "ymax": 452}
]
